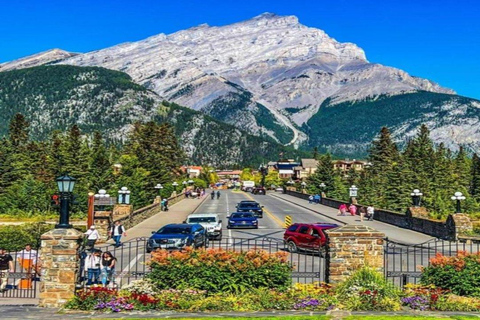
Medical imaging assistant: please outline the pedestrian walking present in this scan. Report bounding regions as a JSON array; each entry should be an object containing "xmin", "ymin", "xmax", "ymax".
[
  {"xmin": 314, "ymin": 194, "xmax": 321, "ymax": 204},
  {"xmin": 163, "ymin": 198, "xmax": 169, "ymax": 211},
  {"xmin": 85, "ymin": 225, "xmax": 100, "ymax": 250},
  {"xmin": 0, "ymin": 248, "xmax": 14, "ymax": 292},
  {"xmin": 308, "ymin": 195, "xmax": 313, "ymax": 204},
  {"xmin": 216, "ymin": 190, "xmax": 221, "ymax": 199},
  {"xmin": 211, "ymin": 190, "xmax": 215, "ymax": 199},
  {"xmin": 17, "ymin": 244, "xmax": 40, "ymax": 277},
  {"xmin": 338, "ymin": 203, "xmax": 347, "ymax": 216},
  {"xmin": 100, "ymin": 251, "xmax": 116, "ymax": 288},
  {"xmin": 366, "ymin": 206, "xmax": 375, "ymax": 221},
  {"xmin": 359, "ymin": 206, "xmax": 367, "ymax": 222},
  {"xmin": 348, "ymin": 204, "xmax": 357, "ymax": 216},
  {"xmin": 109, "ymin": 221, "xmax": 126, "ymax": 248},
  {"xmin": 85, "ymin": 249, "xmax": 102, "ymax": 286}
]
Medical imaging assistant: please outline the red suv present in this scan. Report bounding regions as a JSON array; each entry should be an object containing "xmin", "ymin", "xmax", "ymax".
[{"xmin": 283, "ymin": 223, "xmax": 339, "ymax": 254}]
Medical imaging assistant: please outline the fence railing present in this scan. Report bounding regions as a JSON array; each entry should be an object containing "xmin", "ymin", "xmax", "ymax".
[
  {"xmin": 0, "ymin": 249, "xmax": 39, "ymax": 298},
  {"xmin": 77, "ymin": 236, "xmax": 327, "ymax": 290},
  {"xmin": 384, "ymin": 237, "xmax": 480, "ymax": 287}
]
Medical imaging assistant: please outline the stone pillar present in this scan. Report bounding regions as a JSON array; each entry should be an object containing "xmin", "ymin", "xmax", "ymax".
[
  {"xmin": 446, "ymin": 213, "xmax": 473, "ymax": 240},
  {"xmin": 39, "ymin": 228, "xmax": 83, "ymax": 308},
  {"xmin": 93, "ymin": 211, "xmax": 112, "ymax": 243},
  {"xmin": 325, "ymin": 225, "xmax": 385, "ymax": 284}
]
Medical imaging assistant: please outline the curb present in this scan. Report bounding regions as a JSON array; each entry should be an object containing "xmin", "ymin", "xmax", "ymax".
[{"xmin": 269, "ymin": 193, "xmax": 347, "ymax": 226}]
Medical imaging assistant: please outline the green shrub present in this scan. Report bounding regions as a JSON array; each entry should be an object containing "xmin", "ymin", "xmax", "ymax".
[
  {"xmin": 0, "ymin": 222, "xmax": 54, "ymax": 251},
  {"xmin": 335, "ymin": 266, "xmax": 401, "ymax": 311},
  {"xmin": 421, "ymin": 252, "xmax": 480, "ymax": 297},
  {"xmin": 147, "ymin": 247, "xmax": 292, "ymax": 293}
]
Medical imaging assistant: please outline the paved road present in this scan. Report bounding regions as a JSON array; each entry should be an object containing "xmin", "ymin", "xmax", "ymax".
[{"xmin": 93, "ymin": 189, "xmax": 470, "ymax": 287}]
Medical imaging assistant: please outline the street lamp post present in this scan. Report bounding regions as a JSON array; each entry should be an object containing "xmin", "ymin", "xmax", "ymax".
[
  {"xmin": 94, "ymin": 189, "xmax": 110, "ymax": 211},
  {"xmin": 349, "ymin": 185, "xmax": 358, "ymax": 204},
  {"xmin": 301, "ymin": 181, "xmax": 307, "ymax": 193},
  {"xmin": 172, "ymin": 181, "xmax": 179, "ymax": 192},
  {"xmin": 410, "ymin": 189, "xmax": 423, "ymax": 207},
  {"xmin": 154, "ymin": 183, "xmax": 163, "ymax": 196},
  {"xmin": 118, "ymin": 186, "xmax": 130, "ymax": 205},
  {"xmin": 55, "ymin": 174, "xmax": 76, "ymax": 229},
  {"xmin": 451, "ymin": 191, "xmax": 466, "ymax": 213},
  {"xmin": 187, "ymin": 179, "xmax": 194, "ymax": 185}
]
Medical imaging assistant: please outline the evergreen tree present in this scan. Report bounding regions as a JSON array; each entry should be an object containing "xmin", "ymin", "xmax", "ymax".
[
  {"xmin": 307, "ymin": 153, "xmax": 336, "ymax": 195},
  {"xmin": 470, "ymin": 153, "xmax": 480, "ymax": 198},
  {"xmin": 88, "ymin": 131, "xmax": 112, "ymax": 190}
]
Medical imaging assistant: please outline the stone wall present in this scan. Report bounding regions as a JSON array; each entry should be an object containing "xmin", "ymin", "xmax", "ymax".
[
  {"xmin": 326, "ymin": 225, "xmax": 385, "ymax": 284},
  {"xmin": 286, "ymin": 190, "xmax": 473, "ymax": 240},
  {"xmin": 39, "ymin": 228, "xmax": 83, "ymax": 308},
  {"xmin": 112, "ymin": 192, "xmax": 185, "ymax": 230}
]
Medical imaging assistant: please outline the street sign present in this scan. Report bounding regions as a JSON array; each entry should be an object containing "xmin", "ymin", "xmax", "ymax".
[{"xmin": 94, "ymin": 197, "xmax": 117, "ymax": 206}]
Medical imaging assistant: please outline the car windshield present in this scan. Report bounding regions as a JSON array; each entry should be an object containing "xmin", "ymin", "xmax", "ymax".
[
  {"xmin": 231, "ymin": 213, "xmax": 254, "ymax": 218},
  {"xmin": 157, "ymin": 227, "xmax": 191, "ymax": 234},
  {"xmin": 188, "ymin": 217, "xmax": 217, "ymax": 223},
  {"xmin": 239, "ymin": 203, "xmax": 258, "ymax": 208}
]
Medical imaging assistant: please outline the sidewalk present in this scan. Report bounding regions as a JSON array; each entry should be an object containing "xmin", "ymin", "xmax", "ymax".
[
  {"xmin": 269, "ymin": 192, "xmax": 435, "ymax": 245},
  {"xmin": 0, "ymin": 306, "xmax": 480, "ymax": 319},
  {"xmin": 108, "ymin": 195, "xmax": 209, "ymax": 243}
]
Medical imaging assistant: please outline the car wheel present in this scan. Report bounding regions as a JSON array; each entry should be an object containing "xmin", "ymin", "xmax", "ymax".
[{"xmin": 287, "ymin": 241, "xmax": 298, "ymax": 253}]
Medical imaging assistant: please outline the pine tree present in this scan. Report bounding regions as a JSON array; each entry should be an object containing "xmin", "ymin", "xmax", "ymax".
[
  {"xmin": 88, "ymin": 131, "xmax": 111, "ymax": 190},
  {"xmin": 470, "ymin": 153, "xmax": 480, "ymax": 198},
  {"xmin": 307, "ymin": 153, "xmax": 336, "ymax": 195}
]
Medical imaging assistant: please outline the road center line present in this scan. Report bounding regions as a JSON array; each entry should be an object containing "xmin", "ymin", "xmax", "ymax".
[{"xmin": 242, "ymin": 192, "xmax": 285, "ymax": 228}]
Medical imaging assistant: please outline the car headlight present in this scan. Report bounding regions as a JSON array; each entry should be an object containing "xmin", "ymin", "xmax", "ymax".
[{"xmin": 253, "ymin": 221, "xmax": 258, "ymax": 224}]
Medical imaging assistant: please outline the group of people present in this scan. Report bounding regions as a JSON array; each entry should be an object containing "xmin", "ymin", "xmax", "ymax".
[
  {"xmin": 84, "ymin": 221, "xmax": 127, "ymax": 249},
  {"xmin": 211, "ymin": 190, "xmax": 221, "ymax": 199},
  {"xmin": 161, "ymin": 198, "xmax": 169, "ymax": 211},
  {"xmin": 83, "ymin": 249, "xmax": 117, "ymax": 287},
  {"xmin": 185, "ymin": 188, "xmax": 206, "ymax": 199},
  {"xmin": 338, "ymin": 203, "xmax": 375, "ymax": 221},
  {"xmin": 0, "ymin": 244, "xmax": 40, "ymax": 292},
  {"xmin": 308, "ymin": 194, "xmax": 322, "ymax": 204}
]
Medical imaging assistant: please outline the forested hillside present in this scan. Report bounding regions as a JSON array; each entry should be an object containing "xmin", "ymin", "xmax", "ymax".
[{"xmin": 0, "ymin": 65, "xmax": 304, "ymax": 166}]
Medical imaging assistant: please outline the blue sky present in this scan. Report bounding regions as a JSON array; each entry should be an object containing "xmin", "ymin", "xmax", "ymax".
[{"xmin": 1, "ymin": 0, "xmax": 479, "ymax": 99}]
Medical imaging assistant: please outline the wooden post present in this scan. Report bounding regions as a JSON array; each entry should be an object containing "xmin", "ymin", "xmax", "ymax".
[{"xmin": 87, "ymin": 192, "xmax": 94, "ymax": 229}]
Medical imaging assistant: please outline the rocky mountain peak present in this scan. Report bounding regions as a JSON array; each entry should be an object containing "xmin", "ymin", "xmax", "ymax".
[{"xmin": 0, "ymin": 48, "xmax": 76, "ymax": 72}]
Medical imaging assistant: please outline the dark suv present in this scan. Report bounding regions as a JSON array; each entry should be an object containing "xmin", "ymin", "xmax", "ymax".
[
  {"xmin": 236, "ymin": 200, "xmax": 264, "ymax": 218},
  {"xmin": 147, "ymin": 223, "xmax": 208, "ymax": 253},
  {"xmin": 283, "ymin": 223, "xmax": 339, "ymax": 255}
]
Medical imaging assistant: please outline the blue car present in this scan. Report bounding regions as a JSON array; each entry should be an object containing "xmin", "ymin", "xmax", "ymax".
[
  {"xmin": 147, "ymin": 223, "xmax": 208, "ymax": 253},
  {"xmin": 227, "ymin": 212, "xmax": 259, "ymax": 229},
  {"xmin": 236, "ymin": 201, "xmax": 264, "ymax": 218}
]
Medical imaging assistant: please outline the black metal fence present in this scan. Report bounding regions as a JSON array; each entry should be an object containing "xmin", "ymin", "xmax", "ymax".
[
  {"xmin": 384, "ymin": 238, "xmax": 480, "ymax": 287},
  {"xmin": 0, "ymin": 249, "xmax": 40, "ymax": 298},
  {"xmin": 77, "ymin": 236, "xmax": 326, "ymax": 290}
]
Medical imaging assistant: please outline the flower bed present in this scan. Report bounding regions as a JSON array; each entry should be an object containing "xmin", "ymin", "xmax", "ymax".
[{"xmin": 65, "ymin": 249, "xmax": 480, "ymax": 313}]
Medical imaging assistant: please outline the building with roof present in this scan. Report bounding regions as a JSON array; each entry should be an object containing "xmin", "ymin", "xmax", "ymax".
[
  {"xmin": 294, "ymin": 159, "xmax": 319, "ymax": 179},
  {"xmin": 333, "ymin": 159, "xmax": 368, "ymax": 174}
]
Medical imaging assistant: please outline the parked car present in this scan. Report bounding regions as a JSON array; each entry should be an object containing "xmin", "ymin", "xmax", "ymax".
[
  {"xmin": 252, "ymin": 187, "xmax": 266, "ymax": 195},
  {"xmin": 184, "ymin": 213, "xmax": 223, "ymax": 241},
  {"xmin": 283, "ymin": 223, "xmax": 339, "ymax": 255},
  {"xmin": 227, "ymin": 212, "xmax": 258, "ymax": 229},
  {"xmin": 147, "ymin": 223, "xmax": 208, "ymax": 253},
  {"xmin": 236, "ymin": 200, "xmax": 264, "ymax": 218}
]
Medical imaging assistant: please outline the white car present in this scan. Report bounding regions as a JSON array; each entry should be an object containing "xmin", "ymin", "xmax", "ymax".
[{"xmin": 184, "ymin": 213, "xmax": 223, "ymax": 240}]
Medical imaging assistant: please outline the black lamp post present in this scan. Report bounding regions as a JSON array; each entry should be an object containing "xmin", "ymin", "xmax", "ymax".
[
  {"xmin": 451, "ymin": 191, "xmax": 466, "ymax": 213},
  {"xmin": 154, "ymin": 183, "xmax": 163, "ymax": 197},
  {"xmin": 55, "ymin": 174, "xmax": 76, "ymax": 229},
  {"xmin": 410, "ymin": 189, "xmax": 423, "ymax": 207},
  {"xmin": 301, "ymin": 181, "xmax": 307, "ymax": 192}
]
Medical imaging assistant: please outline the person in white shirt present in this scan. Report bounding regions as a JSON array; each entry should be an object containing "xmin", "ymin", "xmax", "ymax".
[
  {"xmin": 84, "ymin": 249, "xmax": 102, "ymax": 285},
  {"xmin": 17, "ymin": 244, "xmax": 40, "ymax": 276},
  {"xmin": 366, "ymin": 206, "xmax": 375, "ymax": 221},
  {"xmin": 84, "ymin": 225, "xmax": 100, "ymax": 249}
]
